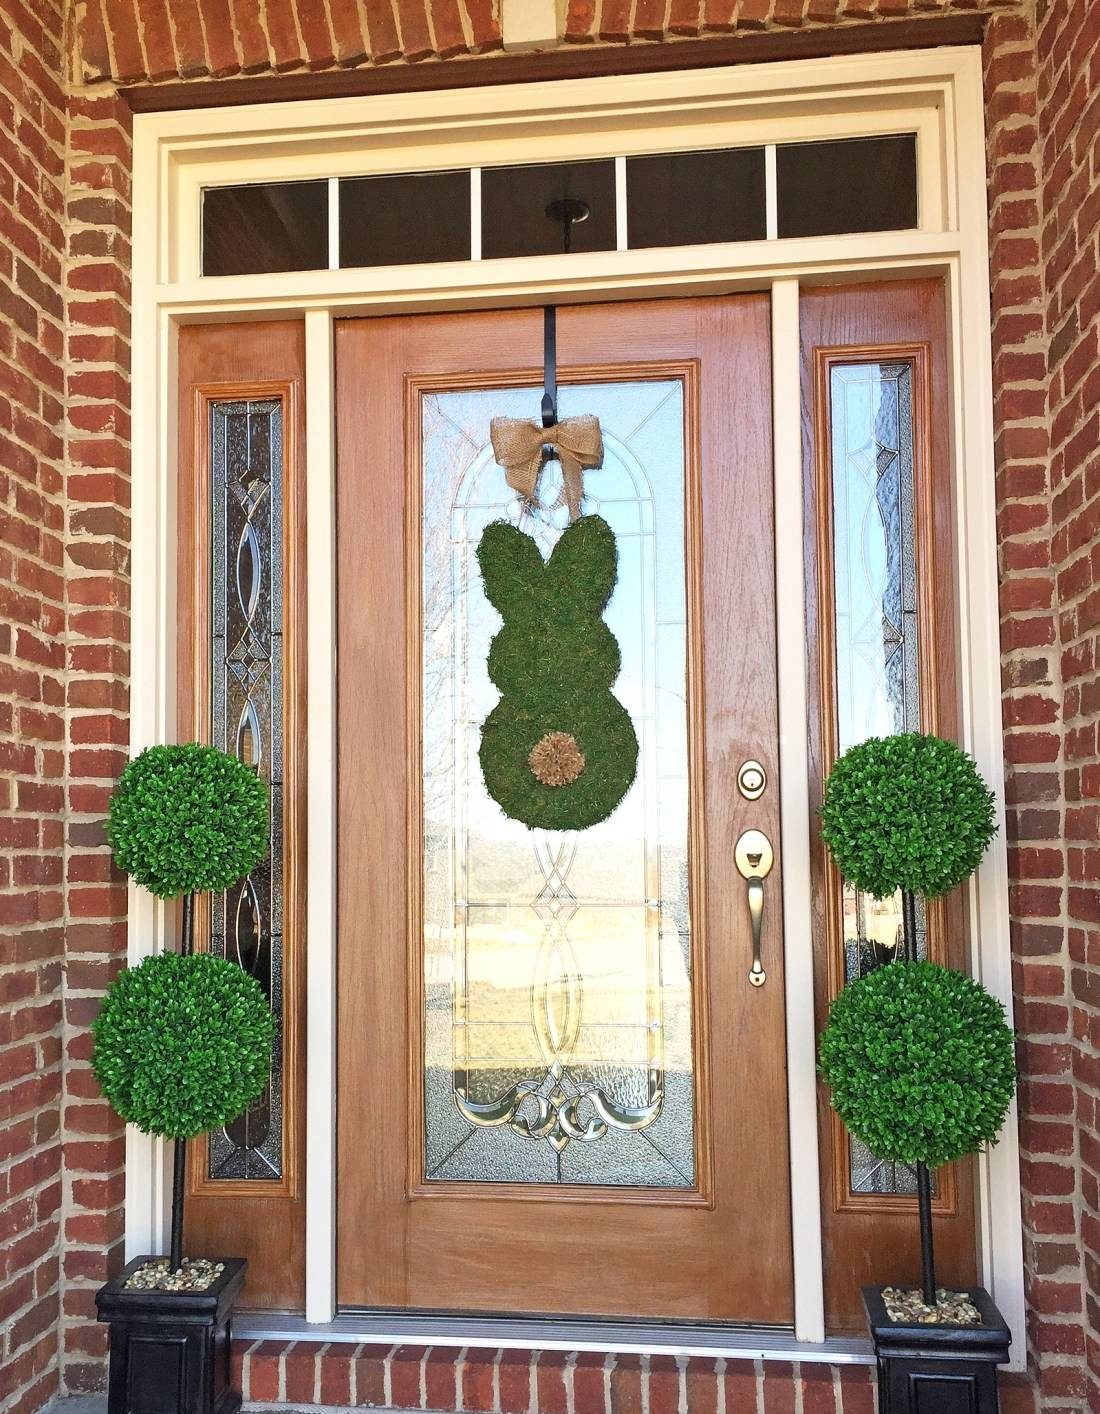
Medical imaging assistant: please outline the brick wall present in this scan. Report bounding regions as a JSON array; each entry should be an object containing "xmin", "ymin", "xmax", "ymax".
[
  {"xmin": 1, "ymin": 0, "xmax": 134, "ymax": 1408},
  {"xmin": 58, "ymin": 84, "xmax": 133, "ymax": 1399},
  {"xmin": 983, "ymin": 6, "xmax": 1091, "ymax": 1409},
  {"xmin": 1, "ymin": 1, "xmax": 69, "ymax": 1411},
  {"xmin": 1035, "ymin": 2, "xmax": 1100, "ymax": 1413},
  {"xmin": 0, "ymin": 1, "xmax": 1094, "ymax": 1412}
]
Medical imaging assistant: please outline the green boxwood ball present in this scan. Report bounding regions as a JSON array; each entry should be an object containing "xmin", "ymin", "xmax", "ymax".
[
  {"xmin": 92, "ymin": 952, "xmax": 275, "ymax": 1140},
  {"xmin": 818, "ymin": 960, "xmax": 1016, "ymax": 1170},
  {"xmin": 820, "ymin": 732, "xmax": 996, "ymax": 899},
  {"xmin": 108, "ymin": 744, "xmax": 268, "ymax": 899}
]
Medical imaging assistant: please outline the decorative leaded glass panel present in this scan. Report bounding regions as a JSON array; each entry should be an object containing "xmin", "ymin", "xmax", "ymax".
[
  {"xmin": 207, "ymin": 398, "xmax": 284, "ymax": 1181},
  {"xmin": 421, "ymin": 379, "xmax": 696, "ymax": 1188},
  {"xmin": 829, "ymin": 361, "xmax": 927, "ymax": 1197}
]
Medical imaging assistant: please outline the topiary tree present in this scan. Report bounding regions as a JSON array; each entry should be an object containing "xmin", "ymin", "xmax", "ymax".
[
  {"xmin": 95, "ymin": 744, "xmax": 271, "ymax": 1271},
  {"xmin": 819, "ymin": 732, "xmax": 1003, "ymax": 1308},
  {"xmin": 819, "ymin": 960, "xmax": 1015, "ymax": 1305}
]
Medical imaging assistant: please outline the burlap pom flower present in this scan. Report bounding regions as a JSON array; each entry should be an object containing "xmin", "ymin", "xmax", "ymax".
[{"xmin": 528, "ymin": 732, "xmax": 586, "ymax": 788}]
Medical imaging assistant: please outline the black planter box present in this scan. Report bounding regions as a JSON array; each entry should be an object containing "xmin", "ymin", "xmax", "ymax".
[
  {"xmin": 863, "ymin": 1284, "xmax": 1012, "ymax": 1414},
  {"xmin": 96, "ymin": 1256, "xmax": 246, "ymax": 1414}
]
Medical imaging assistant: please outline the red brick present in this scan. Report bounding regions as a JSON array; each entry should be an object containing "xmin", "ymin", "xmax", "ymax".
[
  {"xmin": 648, "ymin": 1356, "xmax": 680, "ymax": 1414},
  {"xmin": 460, "ymin": 1347, "xmax": 497, "ymax": 1412},
  {"xmin": 425, "ymin": 1348, "xmax": 458, "ymax": 1411},
  {"xmin": 318, "ymin": 1342, "xmax": 357, "ymax": 1404},
  {"xmin": 353, "ymin": 1343, "xmax": 390, "ymax": 1406},
  {"xmin": 610, "ymin": 1355, "xmax": 643, "ymax": 1414},
  {"xmin": 535, "ymin": 1351, "xmax": 569, "ymax": 1414},
  {"xmin": 498, "ymin": 1351, "xmax": 533, "ymax": 1414}
]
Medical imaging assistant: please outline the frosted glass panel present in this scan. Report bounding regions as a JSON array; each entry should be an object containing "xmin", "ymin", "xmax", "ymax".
[
  {"xmin": 829, "ymin": 360, "xmax": 927, "ymax": 1197},
  {"xmin": 421, "ymin": 379, "xmax": 695, "ymax": 1188}
]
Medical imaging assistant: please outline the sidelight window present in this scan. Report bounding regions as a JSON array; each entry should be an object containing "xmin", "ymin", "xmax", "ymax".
[
  {"xmin": 205, "ymin": 397, "xmax": 287, "ymax": 1182},
  {"xmin": 825, "ymin": 359, "xmax": 927, "ymax": 1197}
]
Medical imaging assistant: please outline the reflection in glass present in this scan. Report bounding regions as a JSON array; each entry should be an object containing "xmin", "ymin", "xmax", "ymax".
[
  {"xmin": 208, "ymin": 399, "xmax": 283, "ymax": 1181},
  {"xmin": 480, "ymin": 161, "xmax": 616, "ymax": 258},
  {"xmin": 776, "ymin": 135, "xmax": 918, "ymax": 238},
  {"xmin": 201, "ymin": 182, "xmax": 328, "ymax": 276},
  {"xmin": 829, "ymin": 361, "xmax": 926, "ymax": 1195},
  {"xmin": 626, "ymin": 148, "xmax": 767, "ymax": 249},
  {"xmin": 422, "ymin": 380, "xmax": 695, "ymax": 1187},
  {"xmin": 339, "ymin": 171, "xmax": 471, "ymax": 267}
]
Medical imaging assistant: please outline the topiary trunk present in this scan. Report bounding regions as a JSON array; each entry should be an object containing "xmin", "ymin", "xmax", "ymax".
[
  {"xmin": 170, "ymin": 892, "xmax": 194, "ymax": 1272},
  {"xmin": 916, "ymin": 1160, "xmax": 936, "ymax": 1305},
  {"xmin": 902, "ymin": 888, "xmax": 937, "ymax": 1306}
]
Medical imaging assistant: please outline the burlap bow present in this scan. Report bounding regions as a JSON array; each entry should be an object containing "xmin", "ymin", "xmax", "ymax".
[{"xmin": 490, "ymin": 414, "xmax": 603, "ymax": 522}]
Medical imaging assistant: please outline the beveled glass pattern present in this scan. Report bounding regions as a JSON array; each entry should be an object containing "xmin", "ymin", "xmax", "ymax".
[
  {"xmin": 829, "ymin": 360, "xmax": 927, "ymax": 1196},
  {"xmin": 207, "ymin": 399, "xmax": 284, "ymax": 1181},
  {"xmin": 421, "ymin": 379, "xmax": 695, "ymax": 1188}
]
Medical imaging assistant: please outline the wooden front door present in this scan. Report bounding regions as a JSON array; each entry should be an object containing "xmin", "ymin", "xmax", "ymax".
[{"xmin": 335, "ymin": 297, "xmax": 791, "ymax": 1321}]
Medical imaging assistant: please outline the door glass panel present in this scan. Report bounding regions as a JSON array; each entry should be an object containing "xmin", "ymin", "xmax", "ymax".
[
  {"xmin": 207, "ymin": 398, "xmax": 284, "ymax": 1180},
  {"xmin": 828, "ymin": 359, "xmax": 926, "ymax": 1196},
  {"xmin": 421, "ymin": 378, "xmax": 695, "ymax": 1188}
]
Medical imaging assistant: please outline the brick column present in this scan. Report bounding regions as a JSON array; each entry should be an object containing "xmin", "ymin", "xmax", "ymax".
[
  {"xmin": 0, "ymin": 1, "xmax": 68, "ymax": 1411},
  {"xmin": 58, "ymin": 88, "xmax": 134, "ymax": 1397}
]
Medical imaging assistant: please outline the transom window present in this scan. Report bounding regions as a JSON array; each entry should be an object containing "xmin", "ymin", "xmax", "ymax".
[{"xmin": 200, "ymin": 133, "xmax": 918, "ymax": 277}]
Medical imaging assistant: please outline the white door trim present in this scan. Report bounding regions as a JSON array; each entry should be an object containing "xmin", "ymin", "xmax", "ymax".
[{"xmin": 126, "ymin": 45, "xmax": 1025, "ymax": 1362}]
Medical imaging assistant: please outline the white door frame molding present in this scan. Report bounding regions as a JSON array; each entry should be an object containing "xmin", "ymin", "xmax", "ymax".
[{"xmin": 126, "ymin": 45, "xmax": 1025, "ymax": 1362}]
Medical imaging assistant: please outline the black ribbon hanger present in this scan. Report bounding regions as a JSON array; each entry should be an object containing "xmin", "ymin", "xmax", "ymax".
[{"xmin": 541, "ymin": 197, "xmax": 590, "ymax": 429}]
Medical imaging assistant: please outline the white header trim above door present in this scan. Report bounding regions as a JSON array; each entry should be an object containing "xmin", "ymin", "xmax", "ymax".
[{"xmin": 127, "ymin": 45, "xmax": 1025, "ymax": 1364}]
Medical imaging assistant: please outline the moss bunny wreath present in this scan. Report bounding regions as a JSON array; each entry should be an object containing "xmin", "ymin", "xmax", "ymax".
[{"xmin": 477, "ymin": 514, "xmax": 638, "ymax": 831}]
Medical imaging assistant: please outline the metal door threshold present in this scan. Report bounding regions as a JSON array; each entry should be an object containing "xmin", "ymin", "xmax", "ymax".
[{"xmin": 234, "ymin": 1311, "xmax": 874, "ymax": 1365}]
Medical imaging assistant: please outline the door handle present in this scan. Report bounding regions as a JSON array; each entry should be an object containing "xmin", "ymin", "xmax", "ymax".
[{"xmin": 734, "ymin": 829, "xmax": 774, "ymax": 988}]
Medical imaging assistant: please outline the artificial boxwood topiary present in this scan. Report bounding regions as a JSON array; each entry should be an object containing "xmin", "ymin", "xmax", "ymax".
[
  {"xmin": 818, "ymin": 959, "xmax": 1016, "ymax": 1170},
  {"xmin": 820, "ymin": 732, "xmax": 996, "ymax": 899},
  {"xmin": 477, "ymin": 514, "xmax": 638, "ymax": 831},
  {"xmin": 92, "ymin": 951, "xmax": 275, "ymax": 1141},
  {"xmin": 108, "ymin": 743, "xmax": 268, "ymax": 899}
]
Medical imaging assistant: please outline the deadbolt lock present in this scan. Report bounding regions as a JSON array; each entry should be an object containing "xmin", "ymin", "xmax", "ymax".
[{"xmin": 737, "ymin": 759, "xmax": 767, "ymax": 801}]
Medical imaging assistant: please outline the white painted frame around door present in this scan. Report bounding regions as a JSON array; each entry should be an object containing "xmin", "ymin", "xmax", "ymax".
[{"xmin": 125, "ymin": 45, "xmax": 1025, "ymax": 1364}]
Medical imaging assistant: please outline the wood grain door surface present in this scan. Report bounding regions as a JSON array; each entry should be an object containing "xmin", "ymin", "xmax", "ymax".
[{"xmin": 335, "ymin": 297, "xmax": 791, "ymax": 1322}]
